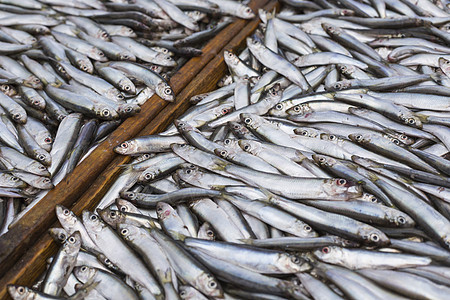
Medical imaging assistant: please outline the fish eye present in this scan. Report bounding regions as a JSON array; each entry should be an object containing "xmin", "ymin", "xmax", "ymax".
[
  {"xmin": 39, "ymin": 165, "xmax": 46, "ymax": 170},
  {"xmin": 43, "ymin": 178, "xmax": 51, "ymax": 183},
  {"xmin": 59, "ymin": 233, "xmax": 66, "ymax": 240},
  {"xmin": 13, "ymin": 113, "xmax": 21, "ymax": 120},
  {"xmin": 224, "ymin": 139, "xmax": 231, "ymax": 145},
  {"xmin": 337, "ymin": 179, "xmax": 347, "ymax": 186},
  {"xmin": 370, "ymin": 233, "xmax": 380, "ymax": 242},
  {"xmin": 125, "ymin": 85, "xmax": 131, "ymax": 91},
  {"xmin": 275, "ymin": 104, "xmax": 283, "ymax": 110},
  {"xmin": 33, "ymin": 100, "xmax": 41, "ymax": 106},
  {"xmin": 244, "ymin": 117, "xmax": 252, "ymax": 124},
  {"xmin": 220, "ymin": 150, "xmax": 227, "ymax": 156},
  {"xmin": 63, "ymin": 209, "xmax": 70, "ymax": 215},
  {"xmin": 329, "ymin": 135, "xmax": 336, "ymax": 140},
  {"xmin": 121, "ymin": 142, "xmax": 128, "ymax": 148},
  {"xmin": 165, "ymin": 56, "xmax": 171, "ymax": 60},
  {"xmin": 300, "ymin": 130, "xmax": 308, "ymax": 136},
  {"xmin": 102, "ymin": 109, "xmax": 110, "ymax": 117},
  {"xmin": 221, "ymin": 108, "xmax": 229, "ymax": 114},
  {"xmin": 18, "ymin": 287, "xmax": 25, "ymax": 294},
  {"xmin": 81, "ymin": 266, "xmax": 87, "ymax": 272},
  {"xmin": 117, "ymin": 94, "xmax": 124, "ymax": 100},
  {"xmin": 157, "ymin": 206, "xmax": 163, "ymax": 212},
  {"xmin": 110, "ymin": 211, "xmax": 116, "ymax": 217},
  {"xmin": 44, "ymin": 137, "xmax": 52, "ymax": 144},
  {"xmin": 334, "ymin": 83, "xmax": 342, "ymax": 89},
  {"xmin": 319, "ymin": 157, "xmax": 326, "ymax": 163},
  {"xmin": 393, "ymin": 139, "xmax": 400, "ymax": 145},
  {"xmin": 180, "ymin": 291, "xmax": 186, "ymax": 297},
  {"xmin": 321, "ymin": 246, "xmax": 330, "ymax": 254},
  {"xmin": 185, "ymin": 169, "xmax": 192, "ymax": 175},
  {"xmin": 82, "ymin": 65, "xmax": 88, "ymax": 71},
  {"xmin": 120, "ymin": 206, "xmax": 127, "ymax": 212},
  {"xmin": 99, "ymin": 52, "xmax": 104, "ymax": 56},
  {"xmin": 11, "ymin": 176, "xmax": 19, "ymax": 182},
  {"xmin": 125, "ymin": 107, "xmax": 132, "ymax": 113},
  {"xmin": 293, "ymin": 106, "xmax": 301, "ymax": 112},
  {"xmin": 397, "ymin": 216, "xmax": 406, "ymax": 224},
  {"xmin": 291, "ymin": 256, "xmax": 301, "ymax": 264},
  {"xmin": 120, "ymin": 228, "xmax": 128, "ymax": 235},
  {"xmin": 243, "ymin": 145, "xmax": 250, "ymax": 151},
  {"xmin": 304, "ymin": 225, "xmax": 312, "ymax": 232},
  {"xmin": 165, "ymin": 88, "xmax": 172, "ymax": 95},
  {"xmin": 68, "ymin": 236, "xmax": 75, "ymax": 243},
  {"xmin": 356, "ymin": 135, "xmax": 363, "ymax": 141},
  {"xmin": 245, "ymin": 8, "xmax": 252, "ymax": 14},
  {"xmin": 371, "ymin": 197, "xmax": 379, "ymax": 203},
  {"xmin": 207, "ymin": 230, "xmax": 214, "ymax": 236},
  {"xmin": 208, "ymin": 281, "xmax": 217, "ymax": 288},
  {"xmin": 408, "ymin": 118, "xmax": 415, "ymax": 125},
  {"xmin": 90, "ymin": 215, "xmax": 98, "ymax": 221},
  {"xmin": 122, "ymin": 54, "xmax": 129, "ymax": 59},
  {"xmin": 38, "ymin": 154, "xmax": 46, "ymax": 161},
  {"xmin": 144, "ymin": 173, "xmax": 153, "ymax": 180}
]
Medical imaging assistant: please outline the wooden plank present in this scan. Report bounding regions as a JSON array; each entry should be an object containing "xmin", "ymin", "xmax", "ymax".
[{"xmin": 0, "ymin": 1, "xmax": 275, "ymax": 298}]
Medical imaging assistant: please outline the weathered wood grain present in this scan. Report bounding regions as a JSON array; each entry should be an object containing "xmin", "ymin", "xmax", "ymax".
[{"xmin": 0, "ymin": 0, "xmax": 277, "ymax": 298}]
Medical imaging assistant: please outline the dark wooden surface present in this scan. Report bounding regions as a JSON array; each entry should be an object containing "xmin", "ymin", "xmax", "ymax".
[{"xmin": 0, "ymin": 0, "xmax": 279, "ymax": 298}]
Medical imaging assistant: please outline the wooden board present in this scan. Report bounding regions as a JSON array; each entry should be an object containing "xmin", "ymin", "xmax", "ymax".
[{"xmin": 0, "ymin": 0, "xmax": 278, "ymax": 298}]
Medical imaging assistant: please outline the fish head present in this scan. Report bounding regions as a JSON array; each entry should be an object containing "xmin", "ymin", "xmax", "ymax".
[
  {"xmin": 399, "ymin": 114, "xmax": 422, "ymax": 128},
  {"xmin": 337, "ymin": 64, "xmax": 355, "ymax": 75},
  {"xmin": 155, "ymin": 53, "xmax": 177, "ymax": 67},
  {"xmin": 228, "ymin": 121, "xmax": 250, "ymax": 136},
  {"xmin": 116, "ymin": 198, "xmax": 139, "ymax": 214},
  {"xmin": 276, "ymin": 253, "xmax": 312, "ymax": 273},
  {"xmin": 195, "ymin": 272, "xmax": 223, "ymax": 298},
  {"xmin": 240, "ymin": 113, "xmax": 262, "ymax": 130},
  {"xmin": 325, "ymin": 80, "xmax": 352, "ymax": 92},
  {"xmin": 439, "ymin": 57, "xmax": 450, "ymax": 75},
  {"xmin": 55, "ymin": 204, "xmax": 78, "ymax": 228},
  {"xmin": 156, "ymin": 82, "xmax": 175, "ymax": 102},
  {"xmin": 313, "ymin": 246, "xmax": 343, "ymax": 264},
  {"xmin": 95, "ymin": 105, "xmax": 119, "ymax": 120},
  {"xmin": 174, "ymin": 119, "xmax": 194, "ymax": 131},
  {"xmin": 213, "ymin": 104, "xmax": 233, "ymax": 118},
  {"xmin": 24, "ymin": 75, "xmax": 43, "ymax": 89},
  {"xmin": 10, "ymin": 108, "xmax": 27, "ymax": 124},
  {"xmin": 295, "ymin": 127, "xmax": 321, "ymax": 138},
  {"xmin": 286, "ymin": 104, "xmax": 308, "ymax": 116},
  {"xmin": 246, "ymin": 36, "xmax": 263, "ymax": 51},
  {"xmin": 338, "ymin": 9, "xmax": 355, "ymax": 16},
  {"xmin": 179, "ymin": 286, "xmax": 200, "ymax": 299},
  {"xmin": 156, "ymin": 202, "xmax": 175, "ymax": 221},
  {"xmin": 73, "ymin": 265, "xmax": 97, "ymax": 283},
  {"xmin": 97, "ymin": 207, "xmax": 124, "ymax": 228},
  {"xmin": 214, "ymin": 147, "xmax": 232, "ymax": 160},
  {"xmin": 114, "ymin": 139, "xmax": 139, "ymax": 155},
  {"xmin": 238, "ymin": 139, "xmax": 260, "ymax": 155},
  {"xmin": 117, "ymin": 223, "xmax": 140, "ymax": 242},
  {"xmin": 48, "ymin": 227, "xmax": 68, "ymax": 243},
  {"xmin": 237, "ymin": 5, "xmax": 255, "ymax": 19},
  {"xmin": 118, "ymin": 78, "xmax": 136, "ymax": 94},
  {"xmin": 7, "ymin": 285, "xmax": 34, "ymax": 300},
  {"xmin": 392, "ymin": 212, "xmax": 415, "ymax": 227},
  {"xmin": 117, "ymin": 103, "xmax": 141, "ymax": 118},
  {"xmin": 77, "ymin": 59, "xmax": 93, "ymax": 74},
  {"xmin": 139, "ymin": 168, "xmax": 159, "ymax": 182},
  {"xmin": 224, "ymin": 50, "xmax": 239, "ymax": 67},
  {"xmin": 119, "ymin": 50, "xmax": 136, "ymax": 62},
  {"xmin": 325, "ymin": 178, "xmax": 363, "ymax": 199},
  {"xmin": 359, "ymin": 226, "xmax": 390, "ymax": 246},
  {"xmin": 176, "ymin": 164, "xmax": 200, "ymax": 182},
  {"xmin": 0, "ymin": 84, "xmax": 16, "ymax": 96},
  {"xmin": 120, "ymin": 190, "xmax": 138, "ymax": 201},
  {"xmin": 34, "ymin": 149, "xmax": 52, "ymax": 166},
  {"xmin": 82, "ymin": 210, "xmax": 105, "ymax": 234},
  {"xmin": 62, "ymin": 231, "xmax": 82, "ymax": 254},
  {"xmin": 32, "ymin": 176, "xmax": 54, "ymax": 190},
  {"xmin": 268, "ymin": 101, "xmax": 288, "ymax": 117},
  {"xmin": 348, "ymin": 133, "xmax": 369, "ymax": 144},
  {"xmin": 312, "ymin": 154, "xmax": 335, "ymax": 167},
  {"xmin": 321, "ymin": 22, "xmax": 340, "ymax": 35},
  {"xmin": 91, "ymin": 48, "xmax": 108, "ymax": 62},
  {"xmin": 197, "ymin": 222, "xmax": 215, "ymax": 240}
]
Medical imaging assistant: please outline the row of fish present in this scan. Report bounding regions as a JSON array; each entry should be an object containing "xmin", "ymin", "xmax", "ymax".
[
  {"xmin": 8, "ymin": 0, "xmax": 450, "ymax": 299},
  {"xmin": 0, "ymin": 0, "xmax": 256, "ymax": 235}
]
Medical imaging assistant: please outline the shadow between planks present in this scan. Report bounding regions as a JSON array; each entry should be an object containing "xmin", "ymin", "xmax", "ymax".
[{"xmin": 0, "ymin": 0, "xmax": 278, "ymax": 298}]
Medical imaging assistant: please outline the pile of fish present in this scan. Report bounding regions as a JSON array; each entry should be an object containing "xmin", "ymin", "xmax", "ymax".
[
  {"xmin": 7, "ymin": 0, "xmax": 450, "ymax": 299},
  {"xmin": 0, "ymin": 0, "xmax": 257, "ymax": 234}
]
